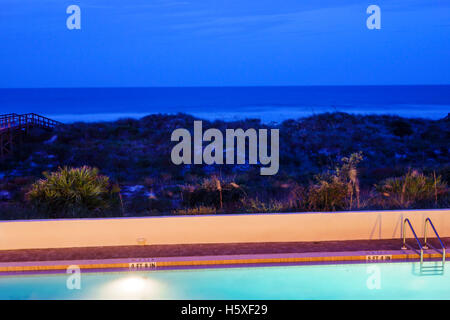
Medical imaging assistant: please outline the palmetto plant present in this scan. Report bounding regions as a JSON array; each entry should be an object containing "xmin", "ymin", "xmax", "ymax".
[
  {"xmin": 376, "ymin": 170, "xmax": 448, "ymax": 208},
  {"xmin": 26, "ymin": 166, "xmax": 120, "ymax": 218}
]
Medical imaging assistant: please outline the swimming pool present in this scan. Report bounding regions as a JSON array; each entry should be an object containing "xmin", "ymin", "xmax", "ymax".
[{"xmin": 0, "ymin": 261, "xmax": 447, "ymax": 300}]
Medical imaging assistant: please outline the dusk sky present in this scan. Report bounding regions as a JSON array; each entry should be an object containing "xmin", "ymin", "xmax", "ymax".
[{"xmin": 0, "ymin": 0, "xmax": 449, "ymax": 87}]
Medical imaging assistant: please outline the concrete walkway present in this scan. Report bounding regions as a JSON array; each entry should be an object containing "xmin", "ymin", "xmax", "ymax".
[{"xmin": 1, "ymin": 238, "xmax": 448, "ymax": 263}]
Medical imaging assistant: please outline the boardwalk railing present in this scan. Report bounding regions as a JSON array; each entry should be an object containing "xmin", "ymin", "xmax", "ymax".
[
  {"xmin": 0, "ymin": 113, "xmax": 19, "ymax": 130},
  {"xmin": 0, "ymin": 113, "xmax": 61, "ymax": 131},
  {"xmin": 0, "ymin": 113, "xmax": 62, "ymax": 158}
]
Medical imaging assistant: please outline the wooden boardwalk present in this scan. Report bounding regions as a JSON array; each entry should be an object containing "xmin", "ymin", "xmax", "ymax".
[{"xmin": 0, "ymin": 113, "xmax": 62, "ymax": 158}]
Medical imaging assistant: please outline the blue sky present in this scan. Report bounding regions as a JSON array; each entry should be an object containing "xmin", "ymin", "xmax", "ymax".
[{"xmin": 0, "ymin": 0, "xmax": 449, "ymax": 87}]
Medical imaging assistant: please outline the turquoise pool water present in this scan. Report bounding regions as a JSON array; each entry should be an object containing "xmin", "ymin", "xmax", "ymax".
[{"xmin": 0, "ymin": 262, "xmax": 448, "ymax": 300}]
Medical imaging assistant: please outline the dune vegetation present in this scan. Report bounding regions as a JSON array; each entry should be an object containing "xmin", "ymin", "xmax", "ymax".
[{"xmin": 0, "ymin": 112, "xmax": 448, "ymax": 219}]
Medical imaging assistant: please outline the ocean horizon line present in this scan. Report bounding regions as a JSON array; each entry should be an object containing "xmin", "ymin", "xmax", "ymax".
[{"xmin": 2, "ymin": 86, "xmax": 449, "ymax": 123}]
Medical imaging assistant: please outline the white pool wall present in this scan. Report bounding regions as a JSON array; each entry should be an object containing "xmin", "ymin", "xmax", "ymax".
[{"xmin": 0, "ymin": 209, "xmax": 449, "ymax": 250}]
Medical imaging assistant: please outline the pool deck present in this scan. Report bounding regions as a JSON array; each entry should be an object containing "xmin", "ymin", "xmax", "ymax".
[{"xmin": 0, "ymin": 238, "xmax": 448, "ymax": 273}]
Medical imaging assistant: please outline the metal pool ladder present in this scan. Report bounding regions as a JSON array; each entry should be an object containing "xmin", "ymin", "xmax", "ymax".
[
  {"xmin": 401, "ymin": 218, "xmax": 424, "ymax": 264},
  {"xmin": 423, "ymin": 218, "xmax": 446, "ymax": 264},
  {"xmin": 402, "ymin": 218, "xmax": 446, "ymax": 275}
]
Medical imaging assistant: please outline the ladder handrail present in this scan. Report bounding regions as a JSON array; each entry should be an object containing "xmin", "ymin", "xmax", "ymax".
[
  {"xmin": 424, "ymin": 217, "xmax": 446, "ymax": 264},
  {"xmin": 402, "ymin": 218, "xmax": 424, "ymax": 264}
]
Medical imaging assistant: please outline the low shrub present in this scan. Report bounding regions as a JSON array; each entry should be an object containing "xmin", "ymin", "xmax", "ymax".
[
  {"xmin": 375, "ymin": 170, "xmax": 448, "ymax": 208},
  {"xmin": 26, "ymin": 166, "xmax": 121, "ymax": 218},
  {"xmin": 174, "ymin": 206, "xmax": 217, "ymax": 215},
  {"xmin": 306, "ymin": 152, "xmax": 364, "ymax": 212},
  {"xmin": 307, "ymin": 176, "xmax": 348, "ymax": 211},
  {"xmin": 0, "ymin": 202, "xmax": 38, "ymax": 220},
  {"xmin": 181, "ymin": 177, "xmax": 246, "ymax": 210},
  {"xmin": 242, "ymin": 198, "xmax": 286, "ymax": 213},
  {"xmin": 388, "ymin": 120, "xmax": 413, "ymax": 137}
]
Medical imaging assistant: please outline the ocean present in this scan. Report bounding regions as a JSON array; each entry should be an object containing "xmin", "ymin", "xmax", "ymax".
[{"xmin": 0, "ymin": 86, "xmax": 449, "ymax": 123}]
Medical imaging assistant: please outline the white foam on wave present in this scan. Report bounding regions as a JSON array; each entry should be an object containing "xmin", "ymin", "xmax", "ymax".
[{"xmin": 45, "ymin": 104, "xmax": 449, "ymax": 124}]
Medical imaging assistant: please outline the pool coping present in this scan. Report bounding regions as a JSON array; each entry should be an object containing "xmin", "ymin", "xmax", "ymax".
[{"xmin": 0, "ymin": 249, "xmax": 447, "ymax": 274}]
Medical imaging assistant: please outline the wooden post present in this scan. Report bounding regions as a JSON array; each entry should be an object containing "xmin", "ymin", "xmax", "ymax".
[{"xmin": 0, "ymin": 133, "xmax": 4, "ymax": 158}]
